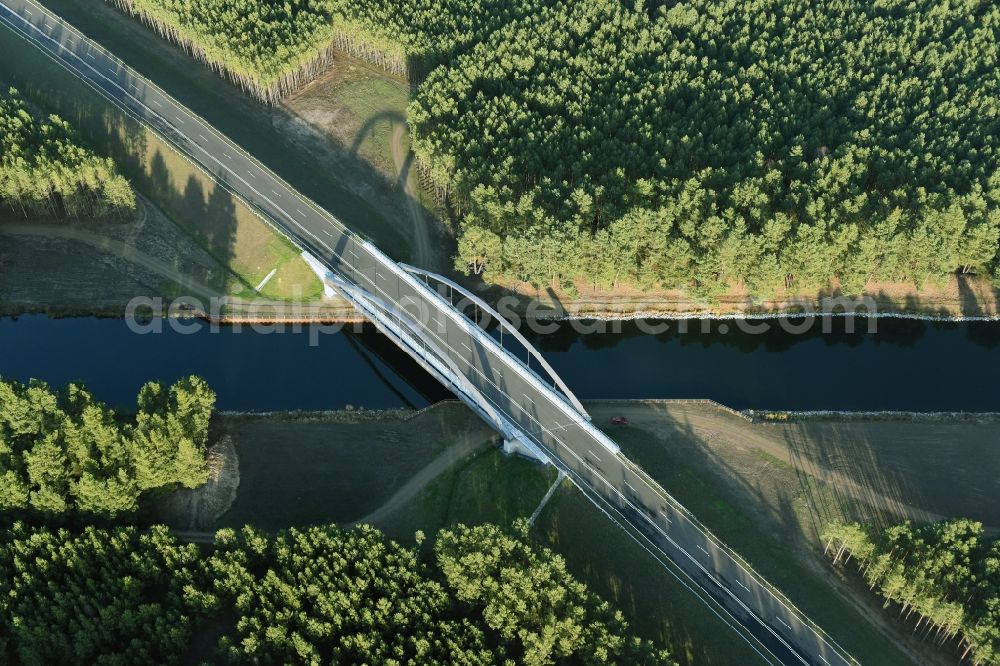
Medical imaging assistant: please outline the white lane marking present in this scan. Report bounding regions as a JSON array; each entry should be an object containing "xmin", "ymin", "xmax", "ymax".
[
  {"xmin": 623, "ymin": 480, "xmax": 639, "ymax": 495},
  {"xmin": 198, "ymin": 133, "xmax": 208, "ymax": 142},
  {"xmin": 321, "ymin": 229, "xmax": 334, "ymax": 238},
  {"xmin": 174, "ymin": 115, "xmax": 185, "ymax": 124},
  {"xmin": 348, "ymin": 249, "xmax": 358, "ymax": 259},
  {"xmin": 151, "ymin": 99, "xmax": 161, "ymax": 107},
  {"xmin": 223, "ymin": 152, "xmax": 232, "ymax": 160},
  {"xmin": 460, "ymin": 341, "xmax": 473, "ymax": 353},
  {"xmin": 295, "ymin": 207, "xmax": 306, "ymax": 218},
  {"xmin": 697, "ymin": 545, "xmax": 711, "ymax": 557},
  {"xmin": 819, "ymin": 655, "xmax": 832, "ymax": 666},
  {"xmin": 588, "ymin": 449, "xmax": 602, "ymax": 463},
  {"xmin": 736, "ymin": 579, "xmax": 752, "ymax": 592},
  {"xmin": 375, "ymin": 272, "xmax": 385, "ymax": 281},
  {"xmin": 247, "ymin": 171, "xmax": 257, "ymax": 179},
  {"xmin": 23, "ymin": 8, "xmax": 31, "ymax": 15},
  {"xmin": 776, "ymin": 617, "xmax": 792, "ymax": 631},
  {"xmin": 271, "ymin": 189, "xmax": 281, "ymax": 197},
  {"xmin": 522, "ymin": 393, "xmax": 536, "ymax": 406}
]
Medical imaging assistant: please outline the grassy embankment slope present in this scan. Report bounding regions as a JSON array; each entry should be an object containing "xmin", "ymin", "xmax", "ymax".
[{"xmin": 0, "ymin": 18, "xmax": 324, "ymax": 309}]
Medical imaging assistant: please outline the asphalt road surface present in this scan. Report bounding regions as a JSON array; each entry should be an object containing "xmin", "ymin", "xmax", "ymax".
[{"xmin": 0, "ymin": 2, "xmax": 860, "ymax": 664}]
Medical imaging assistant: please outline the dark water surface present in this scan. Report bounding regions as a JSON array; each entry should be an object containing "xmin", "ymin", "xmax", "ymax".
[{"xmin": 1, "ymin": 315, "xmax": 997, "ymax": 411}]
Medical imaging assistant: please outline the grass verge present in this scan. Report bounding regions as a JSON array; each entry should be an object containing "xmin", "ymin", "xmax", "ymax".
[{"xmin": 375, "ymin": 445, "xmax": 557, "ymax": 542}]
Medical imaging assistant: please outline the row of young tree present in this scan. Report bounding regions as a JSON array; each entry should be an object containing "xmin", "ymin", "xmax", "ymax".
[
  {"xmin": 823, "ymin": 519, "xmax": 1000, "ymax": 665},
  {"xmin": 0, "ymin": 376, "xmax": 214, "ymax": 519},
  {"xmin": 0, "ymin": 521, "xmax": 672, "ymax": 665},
  {"xmin": 0, "ymin": 88, "xmax": 135, "ymax": 220},
  {"xmin": 409, "ymin": 0, "xmax": 1000, "ymax": 298}
]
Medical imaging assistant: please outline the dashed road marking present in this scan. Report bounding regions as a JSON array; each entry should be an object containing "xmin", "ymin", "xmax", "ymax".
[
  {"xmin": 697, "ymin": 545, "xmax": 711, "ymax": 557},
  {"xmin": 271, "ymin": 189, "xmax": 281, "ymax": 197},
  {"xmin": 151, "ymin": 99, "xmax": 162, "ymax": 107},
  {"xmin": 198, "ymin": 133, "xmax": 208, "ymax": 142},
  {"xmin": 776, "ymin": 617, "xmax": 792, "ymax": 630},
  {"xmin": 296, "ymin": 208, "xmax": 306, "ymax": 218},
  {"xmin": 735, "ymin": 579, "xmax": 751, "ymax": 592},
  {"xmin": 588, "ymin": 449, "xmax": 602, "ymax": 463},
  {"xmin": 321, "ymin": 229, "xmax": 334, "ymax": 238}
]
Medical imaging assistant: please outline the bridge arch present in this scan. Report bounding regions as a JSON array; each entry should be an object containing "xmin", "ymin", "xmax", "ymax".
[
  {"xmin": 325, "ymin": 273, "xmax": 550, "ymax": 463},
  {"xmin": 400, "ymin": 264, "xmax": 590, "ymax": 420}
]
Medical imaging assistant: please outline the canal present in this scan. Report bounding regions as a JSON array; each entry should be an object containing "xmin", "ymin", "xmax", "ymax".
[{"xmin": 1, "ymin": 315, "xmax": 997, "ymax": 412}]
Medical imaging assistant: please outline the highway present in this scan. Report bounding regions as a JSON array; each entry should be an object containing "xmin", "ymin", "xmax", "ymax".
[{"xmin": 0, "ymin": 2, "xmax": 860, "ymax": 664}]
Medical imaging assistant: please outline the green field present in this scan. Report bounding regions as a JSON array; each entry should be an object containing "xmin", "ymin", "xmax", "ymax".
[
  {"xmin": 173, "ymin": 401, "xmax": 919, "ymax": 664},
  {"xmin": 287, "ymin": 64, "xmax": 411, "ymax": 177},
  {"xmin": 374, "ymin": 444, "xmax": 558, "ymax": 541}
]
